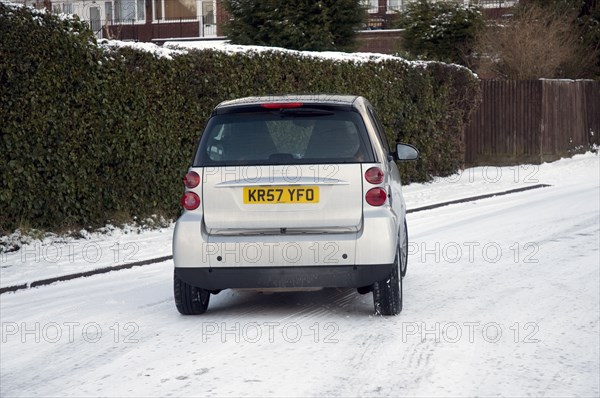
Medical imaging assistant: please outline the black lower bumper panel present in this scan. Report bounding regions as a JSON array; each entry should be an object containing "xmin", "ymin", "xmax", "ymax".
[{"xmin": 175, "ymin": 264, "xmax": 393, "ymax": 290}]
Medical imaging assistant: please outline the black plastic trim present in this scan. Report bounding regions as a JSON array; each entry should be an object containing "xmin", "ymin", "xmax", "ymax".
[{"xmin": 175, "ymin": 264, "xmax": 393, "ymax": 290}]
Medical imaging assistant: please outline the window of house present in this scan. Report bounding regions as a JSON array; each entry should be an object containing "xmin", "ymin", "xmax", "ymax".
[
  {"xmin": 105, "ymin": 2, "xmax": 113, "ymax": 23},
  {"xmin": 203, "ymin": 2, "xmax": 214, "ymax": 25},
  {"xmin": 137, "ymin": 0, "xmax": 145, "ymax": 20},
  {"xmin": 153, "ymin": 0, "xmax": 197, "ymax": 21},
  {"xmin": 387, "ymin": 0, "xmax": 403, "ymax": 12},
  {"xmin": 89, "ymin": 6, "xmax": 101, "ymax": 32},
  {"xmin": 363, "ymin": 0, "xmax": 378, "ymax": 13},
  {"xmin": 114, "ymin": 0, "xmax": 145, "ymax": 23},
  {"xmin": 62, "ymin": 0, "xmax": 73, "ymax": 14}
]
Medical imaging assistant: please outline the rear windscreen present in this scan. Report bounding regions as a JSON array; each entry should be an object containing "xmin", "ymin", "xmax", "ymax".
[{"xmin": 194, "ymin": 108, "xmax": 375, "ymax": 166}]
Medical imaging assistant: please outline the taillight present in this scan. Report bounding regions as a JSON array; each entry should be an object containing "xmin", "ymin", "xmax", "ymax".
[
  {"xmin": 183, "ymin": 171, "xmax": 200, "ymax": 189},
  {"xmin": 182, "ymin": 171, "xmax": 200, "ymax": 210},
  {"xmin": 182, "ymin": 192, "xmax": 201, "ymax": 210},
  {"xmin": 365, "ymin": 187, "xmax": 387, "ymax": 206},
  {"xmin": 365, "ymin": 167, "xmax": 384, "ymax": 184},
  {"xmin": 261, "ymin": 102, "xmax": 303, "ymax": 109}
]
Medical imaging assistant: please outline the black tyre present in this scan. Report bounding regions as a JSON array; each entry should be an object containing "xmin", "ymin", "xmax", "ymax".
[
  {"xmin": 174, "ymin": 270, "xmax": 210, "ymax": 315},
  {"xmin": 372, "ymin": 248, "xmax": 403, "ymax": 316},
  {"xmin": 400, "ymin": 219, "xmax": 409, "ymax": 277}
]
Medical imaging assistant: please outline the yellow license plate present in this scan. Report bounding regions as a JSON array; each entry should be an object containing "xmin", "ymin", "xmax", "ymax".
[{"xmin": 244, "ymin": 186, "xmax": 320, "ymax": 204}]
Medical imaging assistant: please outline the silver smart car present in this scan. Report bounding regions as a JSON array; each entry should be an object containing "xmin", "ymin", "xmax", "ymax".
[{"xmin": 173, "ymin": 95, "xmax": 419, "ymax": 315}]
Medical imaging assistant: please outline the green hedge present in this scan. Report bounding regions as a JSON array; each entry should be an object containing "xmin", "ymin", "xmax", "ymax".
[{"xmin": 0, "ymin": 4, "xmax": 479, "ymax": 233}]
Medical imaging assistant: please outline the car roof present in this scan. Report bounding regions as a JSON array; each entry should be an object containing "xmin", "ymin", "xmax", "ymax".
[{"xmin": 216, "ymin": 94, "xmax": 361, "ymax": 109}]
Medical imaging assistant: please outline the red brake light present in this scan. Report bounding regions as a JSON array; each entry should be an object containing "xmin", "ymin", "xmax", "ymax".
[
  {"xmin": 261, "ymin": 102, "xmax": 303, "ymax": 109},
  {"xmin": 365, "ymin": 187, "xmax": 387, "ymax": 206},
  {"xmin": 365, "ymin": 167, "xmax": 384, "ymax": 184},
  {"xmin": 183, "ymin": 171, "xmax": 200, "ymax": 189},
  {"xmin": 182, "ymin": 192, "xmax": 201, "ymax": 210}
]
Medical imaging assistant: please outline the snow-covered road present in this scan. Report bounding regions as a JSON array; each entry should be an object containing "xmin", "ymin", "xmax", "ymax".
[{"xmin": 1, "ymin": 155, "xmax": 599, "ymax": 397}]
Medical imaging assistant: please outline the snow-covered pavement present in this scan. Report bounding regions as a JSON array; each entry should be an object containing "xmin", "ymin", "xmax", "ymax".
[{"xmin": 1, "ymin": 153, "xmax": 598, "ymax": 396}]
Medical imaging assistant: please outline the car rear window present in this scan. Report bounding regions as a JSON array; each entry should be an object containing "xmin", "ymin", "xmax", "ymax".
[{"xmin": 194, "ymin": 108, "xmax": 375, "ymax": 166}]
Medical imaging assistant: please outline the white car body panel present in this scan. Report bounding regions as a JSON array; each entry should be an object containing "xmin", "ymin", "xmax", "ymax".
[
  {"xmin": 173, "ymin": 95, "xmax": 414, "ymax": 290},
  {"xmin": 202, "ymin": 164, "xmax": 364, "ymax": 233}
]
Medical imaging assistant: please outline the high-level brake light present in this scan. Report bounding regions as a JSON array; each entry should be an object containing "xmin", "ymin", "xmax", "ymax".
[{"xmin": 261, "ymin": 102, "xmax": 303, "ymax": 109}]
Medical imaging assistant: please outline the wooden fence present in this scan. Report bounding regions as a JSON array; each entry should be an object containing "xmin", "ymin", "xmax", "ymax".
[{"xmin": 464, "ymin": 79, "xmax": 600, "ymax": 165}]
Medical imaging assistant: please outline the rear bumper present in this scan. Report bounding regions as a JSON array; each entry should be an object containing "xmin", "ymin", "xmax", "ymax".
[
  {"xmin": 175, "ymin": 264, "xmax": 393, "ymax": 290},
  {"xmin": 173, "ymin": 207, "xmax": 400, "ymax": 268}
]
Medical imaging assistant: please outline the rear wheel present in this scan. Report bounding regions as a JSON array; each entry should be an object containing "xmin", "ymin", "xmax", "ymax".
[
  {"xmin": 372, "ymin": 248, "xmax": 403, "ymax": 316},
  {"xmin": 174, "ymin": 270, "xmax": 210, "ymax": 315}
]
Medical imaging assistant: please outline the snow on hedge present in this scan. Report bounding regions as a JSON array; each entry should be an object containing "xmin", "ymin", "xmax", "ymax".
[{"xmin": 97, "ymin": 38, "xmax": 476, "ymax": 76}]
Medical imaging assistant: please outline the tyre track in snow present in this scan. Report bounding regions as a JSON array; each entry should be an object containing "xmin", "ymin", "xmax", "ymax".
[
  {"xmin": 2, "ymin": 181, "xmax": 598, "ymax": 396},
  {"xmin": 4, "ymin": 185, "xmax": 564, "ymax": 395}
]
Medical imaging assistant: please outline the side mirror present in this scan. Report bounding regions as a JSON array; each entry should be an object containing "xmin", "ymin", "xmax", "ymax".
[{"xmin": 395, "ymin": 143, "xmax": 419, "ymax": 161}]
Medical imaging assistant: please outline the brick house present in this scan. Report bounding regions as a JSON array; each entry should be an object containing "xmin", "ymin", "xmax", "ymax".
[
  {"xmin": 22, "ymin": 0, "xmax": 517, "ymax": 44},
  {"xmin": 27, "ymin": 0, "xmax": 228, "ymax": 41},
  {"xmin": 364, "ymin": 0, "xmax": 519, "ymax": 28}
]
